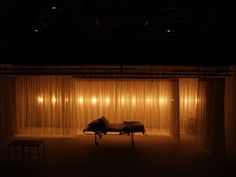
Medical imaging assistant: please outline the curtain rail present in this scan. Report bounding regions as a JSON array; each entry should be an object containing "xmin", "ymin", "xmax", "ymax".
[
  {"xmin": 72, "ymin": 75, "xmax": 229, "ymax": 79},
  {"xmin": 0, "ymin": 74, "xmax": 230, "ymax": 78}
]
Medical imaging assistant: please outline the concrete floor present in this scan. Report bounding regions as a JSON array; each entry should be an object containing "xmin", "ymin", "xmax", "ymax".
[{"xmin": 0, "ymin": 134, "xmax": 235, "ymax": 177}]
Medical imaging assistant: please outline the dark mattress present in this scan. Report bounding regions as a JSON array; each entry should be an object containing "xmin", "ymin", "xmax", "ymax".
[{"xmin": 84, "ymin": 121, "xmax": 145, "ymax": 133}]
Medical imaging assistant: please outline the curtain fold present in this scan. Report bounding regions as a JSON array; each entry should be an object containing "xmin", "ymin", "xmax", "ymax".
[
  {"xmin": 170, "ymin": 79, "xmax": 180, "ymax": 141},
  {"xmin": 225, "ymin": 75, "xmax": 236, "ymax": 156},
  {"xmin": 179, "ymin": 78, "xmax": 198, "ymax": 135},
  {"xmin": 0, "ymin": 76, "xmax": 16, "ymax": 141},
  {"xmin": 196, "ymin": 78, "xmax": 225, "ymax": 156}
]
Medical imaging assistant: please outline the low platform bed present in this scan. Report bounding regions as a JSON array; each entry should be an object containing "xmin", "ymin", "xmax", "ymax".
[{"xmin": 83, "ymin": 116, "xmax": 146, "ymax": 145}]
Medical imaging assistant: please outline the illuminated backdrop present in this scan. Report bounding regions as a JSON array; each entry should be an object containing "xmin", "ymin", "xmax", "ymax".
[{"xmin": 15, "ymin": 76, "xmax": 197, "ymax": 136}]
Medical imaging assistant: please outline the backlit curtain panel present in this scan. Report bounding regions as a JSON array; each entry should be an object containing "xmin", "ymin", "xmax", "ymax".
[
  {"xmin": 196, "ymin": 78, "xmax": 225, "ymax": 155},
  {"xmin": 16, "ymin": 76, "xmax": 179, "ymax": 136},
  {"xmin": 16, "ymin": 76, "xmax": 77, "ymax": 135},
  {"xmin": 179, "ymin": 78, "xmax": 198, "ymax": 135}
]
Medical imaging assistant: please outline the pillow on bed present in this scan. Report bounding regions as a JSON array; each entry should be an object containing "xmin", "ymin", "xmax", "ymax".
[
  {"xmin": 100, "ymin": 116, "xmax": 110, "ymax": 128},
  {"xmin": 88, "ymin": 119, "xmax": 101, "ymax": 127},
  {"xmin": 88, "ymin": 116, "xmax": 109, "ymax": 129}
]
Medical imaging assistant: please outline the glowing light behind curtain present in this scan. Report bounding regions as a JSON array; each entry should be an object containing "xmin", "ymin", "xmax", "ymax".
[
  {"xmin": 15, "ymin": 76, "xmax": 177, "ymax": 136},
  {"xmin": 75, "ymin": 80, "xmax": 173, "ymax": 135},
  {"xmin": 179, "ymin": 78, "xmax": 198, "ymax": 134},
  {"xmin": 16, "ymin": 76, "xmax": 77, "ymax": 135},
  {"xmin": 169, "ymin": 79, "xmax": 180, "ymax": 141}
]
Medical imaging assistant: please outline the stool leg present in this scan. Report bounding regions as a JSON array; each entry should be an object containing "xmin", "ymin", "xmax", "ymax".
[
  {"xmin": 7, "ymin": 145, "xmax": 10, "ymax": 163},
  {"xmin": 95, "ymin": 133, "xmax": 99, "ymax": 146},
  {"xmin": 37, "ymin": 146, "xmax": 40, "ymax": 161},
  {"xmin": 28, "ymin": 147, "xmax": 31, "ymax": 161},
  {"xmin": 131, "ymin": 133, "xmax": 135, "ymax": 146},
  {"xmin": 43, "ymin": 142, "xmax": 45, "ymax": 159},
  {"xmin": 22, "ymin": 146, "xmax": 25, "ymax": 163}
]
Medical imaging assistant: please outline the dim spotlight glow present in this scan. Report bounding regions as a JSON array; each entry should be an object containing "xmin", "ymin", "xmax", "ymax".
[
  {"xmin": 38, "ymin": 96, "xmax": 43, "ymax": 103},
  {"xmin": 52, "ymin": 97, "xmax": 57, "ymax": 103},
  {"xmin": 105, "ymin": 97, "xmax": 110, "ymax": 104},
  {"xmin": 184, "ymin": 98, "xmax": 188, "ymax": 103},
  {"xmin": 34, "ymin": 29, "xmax": 39, "ymax": 32},
  {"xmin": 146, "ymin": 98, "xmax": 152, "ymax": 103},
  {"xmin": 159, "ymin": 98, "xmax": 165, "ymax": 104},
  {"xmin": 65, "ymin": 98, "xmax": 69, "ymax": 102},
  {"xmin": 78, "ymin": 97, "xmax": 84, "ymax": 103},
  {"xmin": 52, "ymin": 6, "xmax": 57, "ymax": 10},
  {"xmin": 91, "ymin": 97, "xmax": 97, "ymax": 104},
  {"xmin": 195, "ymin": 98, "xmax": 199, "ymax": 102},
  {"xmin": 171, "ymin": 99, "xmax": 174, "ymax": 102},
  {"xmin": 132, "ymin": 98, "xmax": 136, "ymax": 103},
  {"xmin": 121, "ymin": 97, "xmax": 125, "ymax": 103}
]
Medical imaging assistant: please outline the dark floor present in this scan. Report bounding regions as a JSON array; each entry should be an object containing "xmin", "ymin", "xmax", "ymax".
[{"xmin": 0, "ymin": 135, "xmax": 235, "ymax": 177}]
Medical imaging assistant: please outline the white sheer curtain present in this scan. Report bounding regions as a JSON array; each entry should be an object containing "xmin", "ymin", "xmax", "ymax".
[
  {"xmin": 225, "ymin": 74, "xmax": 236, "ymax": 156},
  {"xmin": 179, "ymin": 78, "xmax": 198, "ymax": 135},
  {"xmin": 196, "ymin": 78, "xmax": 225, "ymax": 156},
  {"xmin": 0, "ymin": 76, "xmax": 16, "ymax": 141},
  {"xmin": 15, "ymin": 76, "xmax": 180, "ymax": 137},
  {"xmin": 16, "ymin": 76, "xmax": 77, "ymax": 135},
  {"xmin": 4, "ymin": 75, "xmax": 232, "ymax": 156},
  {"xmin": 74, "ymin": 79, "xmax": 175, "ymax": 135}
]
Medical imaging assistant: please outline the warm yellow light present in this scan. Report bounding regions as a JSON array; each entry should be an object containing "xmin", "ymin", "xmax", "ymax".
[
  {"xmin": 91, "ymin": 97, "xmax": 97, "ymax": 104},
  {"xmin": 132, "ymin": 98, "xmax": 136, "ymax": 103},
  {"xmin": 121, "ymin": 97, "xmax": 125, "ymax": 103},
  {"xmin": 78, "ymin": 97, "xmax": 84, "ymax": 103},
  {"xmin": 38, "ymin": 96, "xmax": 43, "ymax": 103},
  {"xmin": 195, "ymin": 98, "xmax": 199, "ymax": 102},
  {"xmin": 159, "ymin": 98, "xmax": 165, "ymax": 104},
  {"xmin": 184, "ymin": 98, "xmax": 188, "ymax": 103},
  {"xmin": 146, "ymin": 98, "xmax": 152, "ymax": 103},
  {"xmin": 105, "ymin": 97, "xmax": 110, "ymax": 104},
  {"xmin": 65, "ymin": 98, "xmax": 69, "ymax": 102},
  {"xmin": 52, "ymin": 97, "xmax": 57, "ymax": 103},
  {"xmin": 171, "ymin": 98, "xmax": 174, "ymax": 102}
]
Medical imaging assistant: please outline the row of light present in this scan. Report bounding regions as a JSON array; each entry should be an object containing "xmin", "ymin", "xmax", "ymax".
[
  {"xmin": 37, "ymin": 96, "xmax": 177, "ymax": 104},
  {"xmin": 183, "ymin": 98, "xmax": 199, "ymax": 103}
]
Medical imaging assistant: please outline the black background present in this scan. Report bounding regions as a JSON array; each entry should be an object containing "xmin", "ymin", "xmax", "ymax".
[{"xmin": 0, "ymin": 0, "xmax": 230, "ymax": 65}]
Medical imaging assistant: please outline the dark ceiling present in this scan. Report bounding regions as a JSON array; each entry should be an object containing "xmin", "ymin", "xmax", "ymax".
[{"xmin": 0, "ymin": 0, "xmax": 229, "ymax": 64}]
